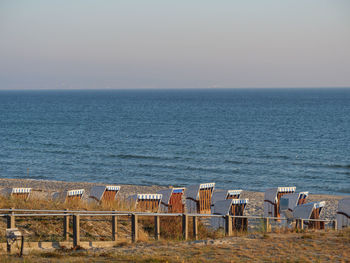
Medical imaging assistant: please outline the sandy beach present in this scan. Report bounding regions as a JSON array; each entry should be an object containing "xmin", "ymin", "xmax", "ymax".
[{"xmin": 0, "ymin": 178, "xmax": 346, "ymax": 220}]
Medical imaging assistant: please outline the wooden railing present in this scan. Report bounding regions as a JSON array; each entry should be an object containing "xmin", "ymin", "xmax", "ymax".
[{"xmin": 0, "ymin": 208, "xmax": 337, "ymax": 252}]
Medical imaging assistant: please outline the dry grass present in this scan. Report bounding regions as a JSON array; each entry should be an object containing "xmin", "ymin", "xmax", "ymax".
[
  {"xmin": 1, "ymin": 196, "xmax": 350, "ymax": 262},
  {"xmin": 0, "ymin": 196, "xmax": 219, "ymax": 244},
  {"xmin": 1, "ymin": 228, "xmax": 349, "ymax": 262},
  {"xmin": 0, "ymin": 195, "xmax": 136, "ymax": 243}
]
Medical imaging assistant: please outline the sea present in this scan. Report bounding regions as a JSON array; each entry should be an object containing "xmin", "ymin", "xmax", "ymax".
[{"xmin": 0, "ymin": 88, "xmax": 349, "ymax": 195}]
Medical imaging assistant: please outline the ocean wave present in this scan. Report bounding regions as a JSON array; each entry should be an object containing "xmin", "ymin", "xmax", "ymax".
[
  {"xmin": 224, "ymin": 160, "xmax": 245, "ymax": 165},
  {"xmin": 261, "ymin": 155, "xmax": 290, "ymax": 160},
  {"xmin": 136, "ymin": 163, "xmax": 239, "ymax": 174},
  {"xmin": 292, "ymin": 162, "xmax": 350, "ymax": 170},
  {"xmin": 117, "ymin": 154, "xmax": 171, "ymax": 161}
]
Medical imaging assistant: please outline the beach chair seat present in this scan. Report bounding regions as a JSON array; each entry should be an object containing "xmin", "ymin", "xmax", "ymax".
[
  {"xmin": 89, "ymin": 185, "xmax": 120, "ymax": 204},
  {"xmin": 264, "ymin": 187, "xmax": 296, "ymax": 218},
  {"xmin": 158, "ymin": 188, "xmax": 185, "ymax": 213},
  {"xmin": 3, "ymin": 188, "xmax": 32, "ymax": 200},
  {"xmin": 186, "ymin": 183, "xmax": 215, "ymax": 214},
  {"xmin": 293, "ymin": 201, "xmax": 326, "ymax": 230},
  {"xmin": 336, "ymin": 198, "xmax": 350, "ymax": 230}
]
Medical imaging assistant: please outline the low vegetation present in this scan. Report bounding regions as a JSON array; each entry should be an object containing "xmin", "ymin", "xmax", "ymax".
[
  {"xmin": 0, "ymin": 228, "xmax": 349, "ymax": 262},
  {"xmin": 1, "ymin": 196, "xmax": 349, "ymax": 262}
]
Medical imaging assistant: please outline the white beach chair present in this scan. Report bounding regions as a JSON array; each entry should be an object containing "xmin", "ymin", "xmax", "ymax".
[
  {"xmin": 336, "ymin": 198, "xmax": 350, "ymax": 230},
  {"xmin": 52, "ymin": 189, "xmax": 85, "ymax": 203},
  {"xmin": 129, "ymin": 194, "xmax": 163, "ymax": 212},
  {"xmin": 185, "ymin": 183, "xmax": 215, "ymax": 214},
  {"xmin": 293, "ymin": 201, "xmax": 326, "ymax": 229},
  {"xmin": 264, "ymin": 187, "xmax": 296, "ymax": 218},
  {"xmin": 158, "ymin": 188, "xmax": 185, "ymax": 213},
  {"xmin": 3, "ymin": 188, "xmax": 32, "ymax": 201},
  {"xmin": 89, "ymin": 185, "xmax": 120, "ymax": 204}
]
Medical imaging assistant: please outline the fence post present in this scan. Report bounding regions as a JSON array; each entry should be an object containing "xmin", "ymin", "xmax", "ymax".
[
  {"xmin": 112, "ymin": 210, "xmax": 118, "ymax": 241},
  {"xmin": 73, "ymin": 214, "xmax": 80, "ymax": 247},
  {"xmin": 182, "ymin": 214, "xmax": 188, "ymax": 240},
  {"xmin": 193, "ymin": 216, "xmax": 198, "ymax": 240},
  {"xmin": 300, "ymin": 219, "xmax": 304, "ymax": 230},
  {"xmin": 154, "ymin": 216, "xmax": 160, "ymax": 240},
  {"xmin": 333, "ymin": 220, "xmax": 337, "ymax": 231},
  {"xmin": 7, "ymin": 208, "xmax": 16, "ymax": 253},
  {"xmin": 225, "ymin": 215, "xmax": 232, "ymax": 236},
  {"xmin": 264, "ymin": 218, "xmax": 270, "ymax": 232},
  {"xmin": 63, "ymin": 209, "xmax": 69, "ymax": 241},
  {"xmin": 131, "ymin": 214, "xmax": 138, "ymax": 243}
]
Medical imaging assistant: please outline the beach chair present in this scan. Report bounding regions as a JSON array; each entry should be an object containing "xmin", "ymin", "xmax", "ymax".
[
  {"xmin": 3, "ymin": 188, "xmax": 32, "ymax": 200},
  {"xmin": 130, "ymin": 194, "xmax": 162, "ymax": 212},
  {"xmin": 264, "ymin": 187, "xmax": 296, "ymax": 218},
  {"xmin": 336, "ymin": 198, "xmax": 350, "ymax": 230},
  {"xmin": 293, "ymin": 201, "xmax": 326, "ymax": 230},
  {"xmin": 280, "ymin": 192, "xmax": 309, "ymax": 213},
  {"xmin": 52, "ymin": 189, "xmax": 85, "ymax": 203},
  {"xmin": 158, "ymin": 188, "xmax": 185, "ymax": 213},
  {"xmin": 186, "ymin": 183, "xmax": 215, "ymax": 214},
  {"xmin": 89, "ymin": 185, "xmax": 121, "ymax": 204},
  {"xmin": 212, "ymin": 189, "xmax": 242, "ymax": 204},
  {"xmin": 211, "ymin": 199, "xmax": 249, "ymax": 231}
]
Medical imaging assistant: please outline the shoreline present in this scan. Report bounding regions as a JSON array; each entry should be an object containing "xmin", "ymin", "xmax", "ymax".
[{"xmin": 0, "ymin": 178, "xmax": 347, "ymax": 220}]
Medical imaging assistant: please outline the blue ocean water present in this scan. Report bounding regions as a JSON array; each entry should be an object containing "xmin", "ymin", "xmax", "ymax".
[{"xmin": 0, "ymin": 88, "xmax": 349, "ymax": 195}]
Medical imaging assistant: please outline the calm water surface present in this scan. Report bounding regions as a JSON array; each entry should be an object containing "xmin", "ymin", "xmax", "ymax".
[{"xmin": 0, "ymin": 88, "xmax": 349, "ymax": 195}]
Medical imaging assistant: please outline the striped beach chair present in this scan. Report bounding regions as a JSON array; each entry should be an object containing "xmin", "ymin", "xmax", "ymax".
[
  {"xmin": 158, "ymin": 188, "xmax": 185, "ymax": 213},
  {"xmin": 336, "ymin": 198, "xmax": 350, "ymax": 230},
  {"xmin": 211, "ymin": 199, "xmax": 249, "ymax": 231},
  {"xmin": 131, "ymin": 194, "xmax": 162, "ymax": 212},
  {"xmin": 264, "ymin": 187, "xmax": 296, "ymax": 218},
  {"xmin": 293, "ymin": 201, "xmax": 326, "ymax": 230},
  {"xmin": 4, "ymin": 188, "xmax": 32, "ymax": 200},
  {"xmin": 186, "ymin": 183, "xmax": 215, "ymax": 214},
  {"xmin": 89, "ymin": 185, "xmax": 121, "ymax": 204},
  {"xmin": 53, "ymin": 189, "xmax": 85, "ymax": 203},
  {"xmin": 212, "ymin": 189, "xmax": 242, "ymax": 204}
]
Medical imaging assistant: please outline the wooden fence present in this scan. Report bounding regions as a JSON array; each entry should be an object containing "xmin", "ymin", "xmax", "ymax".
[{"xmin": 0, "ymin": 208, "xmax": 337, "ymax": 253}]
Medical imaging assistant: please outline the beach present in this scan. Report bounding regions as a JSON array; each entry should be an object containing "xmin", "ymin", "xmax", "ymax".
[{"xmin": 0, "ymin": 178, "xmax": 346, "ymax": 220}]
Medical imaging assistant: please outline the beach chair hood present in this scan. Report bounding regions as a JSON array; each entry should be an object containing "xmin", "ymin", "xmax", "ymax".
[
  {"xmin": 280, "ymin": 192, "xmax": 309, "ymax": 212},
  {"xmin": 158, "ymin": 189, "xmax": 173, "ymax": 205},
  {"xmin": 338, "ymin": 198, "xmax": 350, "ymax": 214},
  {"xmin": 52, "ymin": 189, "xmax": 85, "ymax": 202},
  {"xmin": 90, "ymin": 185, "xmax": 120, "ymax": 201},
  {"xmin": 212, "ymin": 189, "xmax": 242, "ymax": 204},
  {"xmin": 213, "ymin": 199, "xmax": 249, "ymax": 215},
  {"xmin": 336, "ymin": 198, "xmax": 350, "ymax": 230},
  {"xmin": 293, "ymin": 201, "xmax": 325, "ymax": 220},
  {"xmin": 212, "ymin": 190, "xmax": 229, "ymax": 205},
  {"xmin": 185, "ymin": 184, "xmax": 201, "ymax": 201},
  {"xmin": 265, "ymin": 187, "xmax": 296, "ymax": 203}
]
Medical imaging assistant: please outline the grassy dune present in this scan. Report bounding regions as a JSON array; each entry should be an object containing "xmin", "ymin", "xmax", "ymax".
[
  {"xmin": 0, "ymin": 229, "xmax": 349, "ymax": 262},
  {"xmin": 1, "ymin": 194, "xmax": 349, "ymax": 262}
]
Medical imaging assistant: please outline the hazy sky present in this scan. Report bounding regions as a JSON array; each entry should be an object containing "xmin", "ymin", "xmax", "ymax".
[{"xmin": 1, "ymin": 0, "xmax": 350, "ymax": 89}]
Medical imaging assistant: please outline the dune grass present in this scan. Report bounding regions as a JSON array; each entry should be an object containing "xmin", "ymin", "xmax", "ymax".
[
  {"xmin": 1, "ymin": 195, "xmax": 349, "ymax": 262},
  {"xmin": 1, "ymin": 228, "xmax": 349, "ymax": 262}
]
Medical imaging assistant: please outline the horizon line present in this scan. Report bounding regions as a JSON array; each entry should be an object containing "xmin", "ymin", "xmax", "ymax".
[{"xmin": 0, "ymin": 86, "xmax": 350, "ymax": 92}]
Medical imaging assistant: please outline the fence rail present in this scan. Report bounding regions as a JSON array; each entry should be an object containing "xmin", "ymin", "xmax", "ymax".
[{"xmin": 0, "ymin": 208, "xmax": 337, "ymax": 253}]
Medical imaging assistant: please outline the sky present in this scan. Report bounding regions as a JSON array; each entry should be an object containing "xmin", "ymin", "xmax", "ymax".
[{"xmin": 0, "ymin": 0, "xmax": 350, "ymax": 90}]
